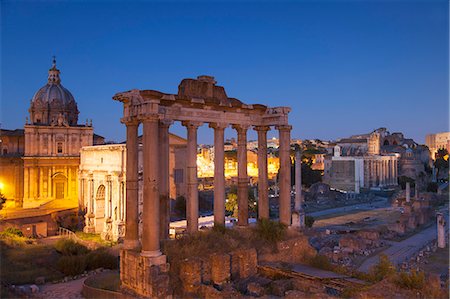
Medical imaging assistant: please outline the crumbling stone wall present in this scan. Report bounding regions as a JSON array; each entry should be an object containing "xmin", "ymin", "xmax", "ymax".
[{"xmin": 259, "ymin": 236, "xmax": 317, "ymax": 264}]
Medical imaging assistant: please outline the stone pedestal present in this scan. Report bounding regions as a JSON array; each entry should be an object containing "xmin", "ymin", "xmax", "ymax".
[
  {"xmin": 84, "ymin": 213, "xmax": 95, "ymax": 233},
  {"xmin": 405, "ymin": 182, "xmax": 411, "ymax": 203},
  {"xmin": 291, "ymin": 210, "xmax": 305, "ymax": 229},
  {"xmin": 437, "ymin": 213, "xmax": 446, "ymax": 248},
  {"xmin": 120, "ymin": 249, "xmax": 170, "ymax": 298}
]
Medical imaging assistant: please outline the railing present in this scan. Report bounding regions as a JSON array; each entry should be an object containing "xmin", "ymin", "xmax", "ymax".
[
  {"xmin": 58, "ymin": 227, "xmax": 76, "ymax": 239},
  {"xmin": 57, "ymin": 226, "xmax": 101, "ymax": 250}
]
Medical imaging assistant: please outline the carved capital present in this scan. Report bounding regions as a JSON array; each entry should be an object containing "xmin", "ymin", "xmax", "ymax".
[
  {"xmin": 141, "ymin": 114, "xmax": 159, "ymax": 123},
  {"xmin": 209, "ymin": 122, "xmax": 228, "ymax": 130},
  {"xmin": 122, "ymin": 118, "xmax": 140, "ymax": 126},
  {"xmin": 232, "ymin": 124, "xmax": 250, "ymax": 134},
  {"xmin": 275, "ymin": 125, "xmax": 292, "ymax": 132},
  {"xmin": 182, "ymin": 121, "xmax": 203, "ymax": 129},
  {"xmin": 253, "ymin": 125, "xmax": 271, "ymax": 132},
  {"xmin": 159, "ymin": 119, "xmax": 173, "ymax": 128}
]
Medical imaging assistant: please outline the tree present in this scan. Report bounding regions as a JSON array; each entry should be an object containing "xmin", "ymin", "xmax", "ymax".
[
  {"xmin": 225, "ymin": 186, "xmax": 257, "ymax": 218},
  {"xmin": 0, "ymin": 192, "xmax": 6, "ymax": 210}
]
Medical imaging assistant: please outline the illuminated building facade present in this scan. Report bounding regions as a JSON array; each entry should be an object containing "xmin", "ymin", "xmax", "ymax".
[{"xmin": 0, "ymin": 59, "xmax": 103, "ymax": 208}]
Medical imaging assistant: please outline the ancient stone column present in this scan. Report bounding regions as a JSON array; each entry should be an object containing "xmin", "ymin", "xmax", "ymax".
[
  {"xmin": 292, "ymin": 149, "xmax": 305, "ymax": 228},
  {"xmin": 159, "ymin": 120, "xmax": 172, "ymax": 240},
  {"xmin": 123, "ymin": 121, "xmax": 140, "ymax": 250},
  {"xmin": 415, "ymin": 183, "xmax": 419, "ymax": 200},
  {"xmin": 210, "ymin": 122, "xmax": 227, "ymax": 226},
  {"xmin": 437, "ymin": 213, "xmax": 446, "ymax": 248},
  {"xmin": 233, "ymin": 124, "xmax": 249, "ymax": 226},
  {"xmin": 405, "ymin": 182, "xmax": 411, "ymax": 203},
  {"xmin": 254, "ymin": 125, "xmax": 270, "ymax": 220},
  {"xmin": 141, "ymin": 115, "xmax": 161, "ymax": 257},
  {"xmin": 182, "ymin": 121, "xmax": 202, "ymax": 233},
  {"xmin": 277, "ymin": 125, "xmax": 292, "ymax": 226}
]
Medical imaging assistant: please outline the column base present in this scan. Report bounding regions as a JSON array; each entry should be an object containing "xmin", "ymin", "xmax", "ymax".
[
  {"xmin": 141, "ymin": 250, "xmax": 163, "ymax": 258},
  {"xmin": 123, "ymin": 239, "xmax": 141, "ymax": 250},
  {"xmin": 291, "ymin": 211, "xmax": 305, "ymax": 229},
  {"xmin": 120, "ymin": 249, "xmax": 170, "ymax": 298}
]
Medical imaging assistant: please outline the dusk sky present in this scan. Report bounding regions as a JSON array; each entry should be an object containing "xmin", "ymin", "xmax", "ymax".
[{"xmin": 1, "ymin": 0, "xmax": 448, "ymax": 144}]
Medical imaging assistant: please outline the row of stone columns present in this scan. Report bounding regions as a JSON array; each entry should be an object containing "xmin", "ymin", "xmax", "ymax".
[
  {"xmin": 368, "ymin": 158, "xmax": 398, "ymax": 187},
  {"xmin": 123, "ymin": 117, "xmax": 292, "ymax": 256}
]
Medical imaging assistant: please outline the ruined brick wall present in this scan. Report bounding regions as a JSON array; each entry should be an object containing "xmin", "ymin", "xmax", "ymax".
[
  {"xmin": 259, "ymin": 236, "xmax": 317, "ymax": 264},
  {"xmin": 120, "ymin": 250, "xmax": 170, "ymax": 298}
]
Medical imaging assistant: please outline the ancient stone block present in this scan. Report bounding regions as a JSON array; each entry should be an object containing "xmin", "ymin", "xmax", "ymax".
[
  {"xmin": 234, "ymin": 248, "xmax": 258, "ymax": 279},
  {"xmin": 199, "ymin": 284, "xmax": 222, "ymax": 299},
  {"xmin": 339, "ymin": 236, "xmax": 366, "ymax": 253},
  {"xmin": 270, "ymin": 279, "xmax": 293, "ymax": 297},
  {"xmin": 35, "ymin": 276, "xmax": 45, "ymax": 285},
  {"xmin": 210, "ymin": 253, "xmax": 231, "ymax": 285},
  {"xmin": 179, "ymin": 257, "xmax": 202, "ymax": 293},
  {"xmin": 247, "ymin": 282, "xmax": 265, "ymax": 297}
]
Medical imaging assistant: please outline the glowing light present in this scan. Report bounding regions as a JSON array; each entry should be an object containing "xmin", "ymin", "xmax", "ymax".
[{"xmin": 0, "ymin": 182, "xmax": 4, "ymax": 191}]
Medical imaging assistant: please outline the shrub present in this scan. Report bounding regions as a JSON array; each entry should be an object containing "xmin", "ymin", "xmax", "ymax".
[
  {"xmin": 57, "ymin": 255, "xmax": 86, "ymax": 276},
  {"xmin": 85, "ymin": 249, "xmax": 118, "ymax": 270},
  {"xmin": 254, "ymin": 219, "xmax": 287, "ymax": 243},
  {"xmin": 426, "ymin": 182, "xmax": 438, "ymax": 193},
  {"xmin": 1, "ymin": 227, "xmax": 24, "ymax": 237},
  {"xmin": 55, "ymin": 239, "xmax": 89, "ymax": 256},
  {"xmin": 309, "ymin": 254, "xmax": 333, "ymax": 271},
  {"xmin": 395, "ymin": 269, "xmax": 425, "ymax": 290},
  {"xmin": 305, "ymin": 216, "xmax": 315, "ymax": 228},
  {"xmin": 212, "ymin": 223, "xmax": 227, "ymax": 234},
  {"xmin": 368, "ymin": 254, "xmax": 396, "ymax": 282}
]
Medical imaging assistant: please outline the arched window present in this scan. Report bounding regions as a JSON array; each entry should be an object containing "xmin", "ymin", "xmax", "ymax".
[{"xmin": 96, "ymin": 185, "xmax": 106, "ymax": 199}]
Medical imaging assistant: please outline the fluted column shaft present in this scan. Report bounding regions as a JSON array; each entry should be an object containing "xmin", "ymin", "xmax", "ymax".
[
  {"xmin": 183, "ymin": 121, "xmax": 202, "ymax": 233},
  {"xmin": 255, "ymin": 126, "xmax": 270, "ymax": 220},
  {"xmin": 124, "ymin": 122, "xmax": 140, "ymax": 250},
  {"xmin": 277, "ymin": 125, "xmax": 292, "ymax": 226},
  {"xmin": 210, "ymin": 123, "xmax": 227, "ymax": 226},
  {"xmin": 233, "ymin": 124, "xmax": 249, "ymax": 226},
  {"xmin": 141, "ymin": 116, "xmax": 161, "ymax": 257},
  {"xmin": 158, "ymin": 120, "xmax": 172, "ymax": 240}
]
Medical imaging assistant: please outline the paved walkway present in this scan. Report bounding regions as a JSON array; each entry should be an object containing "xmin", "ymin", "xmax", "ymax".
[
  {"xmin": 358, "ymin": 212, "xmax": 449, "ymax": 273},
  {"xmin": 32, "ymin": 276, "xmax": 86, "ymax": 299},
  {"xmin": 309, "ymin": 197, "xmax": 389, "ymax": 219}
]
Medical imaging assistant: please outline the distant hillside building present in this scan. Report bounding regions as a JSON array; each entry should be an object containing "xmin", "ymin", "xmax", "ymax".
[
  {"xmin": 425, "ymin": 132, "xmax": 450, "ymax": 160},
  {"xmin": 0, "ymin": 59, "xmax": 104, "ymax": 208}
]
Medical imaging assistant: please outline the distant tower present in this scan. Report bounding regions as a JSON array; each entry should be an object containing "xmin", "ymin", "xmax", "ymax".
[
  {"xmin": 334, "ymin": 145, "xmax": 341, "ymax": 157},
  {"xmin": 368, "ymin": 132, "xmax": 380, "ymax": 155}
]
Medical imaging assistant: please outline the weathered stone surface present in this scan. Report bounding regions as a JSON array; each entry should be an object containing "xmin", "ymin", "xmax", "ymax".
[
  {"xmin": 210, "ymin": 253, "xmax": 231, "ymax": 285},
  {"xmin": 120, "ymin": 249, "xmax": 170, "ymax": 298},
  {"xmin": 30, "ymin": 284, "xmax": 39, "ymax": 293},
  {"xmin": 247, "ymin": 282, "xmax": 265, "ymax": 297},
  {"xmin": 339, "ymin": 236, "xmax": 366, "ymax": 253},
  {"xmin": 270, "ymin": 279, "xmax": 293, "ymax": 297},
  {"xmin": 260, "ymin": 236, "xmax": 316, "ymax": 264},
  {"xmin": 179, "ymin": 257, "xmax": 203, "ymax": 293},
  {"xmin": 231, "ymin": 248, "xmax": 258, "ymax": 279},
  {"xmin": 35, "ymin": 276, "xmax": 46, "ymax": 285},
  {"xmin": 200, "ymin": 284, "xmax": 222, "ymax": 299}
]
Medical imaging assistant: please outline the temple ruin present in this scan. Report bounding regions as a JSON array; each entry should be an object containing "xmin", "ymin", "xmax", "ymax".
[{"xmin": 113, "ymin": 75, "xmax": 292, "ymax": 297}]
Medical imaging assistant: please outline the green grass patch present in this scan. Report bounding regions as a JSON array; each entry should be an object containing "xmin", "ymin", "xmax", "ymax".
[{"xmin": 75, "ymin": 232, "xmax": 116, "ymax": 246}]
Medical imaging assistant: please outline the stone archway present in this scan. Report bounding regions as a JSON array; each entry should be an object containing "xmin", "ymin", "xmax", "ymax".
[{"xmin": 95, "ymin": 185, "xmax": 106, "ymax": 218}]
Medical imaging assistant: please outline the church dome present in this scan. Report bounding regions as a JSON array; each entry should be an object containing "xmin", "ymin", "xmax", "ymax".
[{"xmin": 28, "ymin": 58, "xmax": 79, "ymax": 126}]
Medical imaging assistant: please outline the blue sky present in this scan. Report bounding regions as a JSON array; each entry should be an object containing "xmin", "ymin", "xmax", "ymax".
[{"xmin": 1, "ymin": 0, "xmax": 448, "ymax": 144}]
